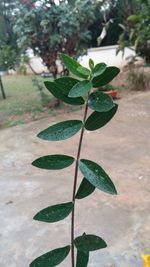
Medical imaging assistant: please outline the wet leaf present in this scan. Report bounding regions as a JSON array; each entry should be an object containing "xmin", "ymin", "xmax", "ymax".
[
  {"xmin": 88, "ymin": 91, "xmax": 114, "ymax": 112},
  {"xmin": 34, "ymin": 202, "xmax": 73, "ymax": 223},
  {"xmin": 92, "ymin": 63, "xmax": 107, "ymax": 78},
  {"xmin": 30, "ymin": 245, "xmax": 70, "ymax": 267},
  {"xmin": 77, "ymin": 66, "xmax": 90, "ymax": 78},
  {"xmin": 75, "ymin": 234, "xmax": 107, "ymax": 252},
  {"xmin": 44, "ymin": 80, "xmax": 84, "ymax": 106},
  {"xmin": 32, "ymin": 155, "xmax": 74, "ymax": 170},
  {"xmin": 69, "ymin": 80, "xmax": 92, "ymax": 98},
  {"xmin": 60, "ymin": 53, "xmax": 90, "ymax": 78},
  {"xmin": 76, "ymin": 250, "xmax": 89, "ymax": 267},
  {"xmin": 37, "ymin": 120, "xmax": 83, "ymax": 141},
  {"xmin": 79, "ymin": 159, "xmax": 117, "ymax": 195},
  {"xmin": 76, "ymin": 178, "xmax": 95, "ymax": 199},
  {"xmin": 92, "ymin": 66, "xmax": 120, "ymax": 87},
  {"xmin": 55, "ymin": 76, "xmax": 79, "ymax": 93},
  {"xmin": 89, "ymin": 58, "xmax": 94, "ymax": 70},
  {"xmin": 85, "ymin": 104, "xmax": 118, "ymax": 131}
]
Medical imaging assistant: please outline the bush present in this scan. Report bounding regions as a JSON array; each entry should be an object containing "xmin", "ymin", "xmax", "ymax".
[
  {"xmin": 127, "ymin": 67, "xmax": 150, "ymax": 91},
  {"xmin": 0, "ymin": 45, "xmax": 19, "ymax": 71}
]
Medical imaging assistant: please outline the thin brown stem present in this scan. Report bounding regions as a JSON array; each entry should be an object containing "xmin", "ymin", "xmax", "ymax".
[{"xmin": 71, "ymin": 101, "xmax": 89, "ymax": 267}]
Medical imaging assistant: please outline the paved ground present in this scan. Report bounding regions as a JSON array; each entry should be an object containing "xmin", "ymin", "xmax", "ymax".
[{"xmin": 0, "ymin": 92, "xmax": 150, "ymax": 267}]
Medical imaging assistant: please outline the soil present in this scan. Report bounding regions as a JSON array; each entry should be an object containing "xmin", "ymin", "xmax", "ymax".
[{"xmin": 0, "ymin": 91, "xmax": 150, "ymax": 267}]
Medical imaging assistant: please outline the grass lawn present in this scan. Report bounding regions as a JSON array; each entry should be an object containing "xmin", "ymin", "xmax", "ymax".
[
  {"xmin": 0, "ymin": 74, "xmax": 81, "ymax": 129},
  {"xmin": 0, "ymin": 73, "xmax": 133, "ymax": 129},
  {"xmin": 0, "ymin": 75, "xmax": 53, "ymax": 129}
]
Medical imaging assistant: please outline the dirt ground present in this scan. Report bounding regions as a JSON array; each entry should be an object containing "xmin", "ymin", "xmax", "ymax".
[{"xmin": 0, "ymin": 92, "xmax": 150, "ymax": 267}]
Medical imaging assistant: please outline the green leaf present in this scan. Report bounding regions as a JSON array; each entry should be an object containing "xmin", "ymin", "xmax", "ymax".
[
  {"xmin": 55, "ymin": 76, "xmax": 79, "ymax": 93},
  {"xmin": 69, "ymin": 80, "xmax": 92, "ymax": 98},
  {"xmin": 76, "ymin": 250, "xmax": 89, "ymax": 267},
  {"xmin": 37, "ymin": 120, "xmax": 83, "ymax": 141},
  {"xmin": 127, "ymin": 14, "xmax": 140, "ymax": 23},
  {"xmin": 92, "ymin": 66, "xmax": 120, "ymax": 87},
  {"xmin": 76, "ymin": 178, "xmax": 95, "ymax": 199},
  {"xmin": 88, "ymin": 91, "xmax": 114, "ymax": 112},
  {"xmin": 30, "ymin": 245, "xmax": 70, "ymax": 267},
  {"xmin": 60, "ymin": 53, "xmax": 90, "ymax": 78},
  {"xmin": 75, "ymin": 234, "xmax": 107, "ymax": 252},
  {"xmin": 44, "ymin": 80, "xmax": 84, "ymax": 106},
  {"xmin": 79, "ymin": 159, "xmax": 117, "ymax": 195},
  {"xmin": 34, "ymin": 202, "xmax": 73, "ymax": 223},
  {"xmin": 89, "ymin": 58, "xmax": 94, "ymax": 70},
  {"xmin": 32, "ymin": 155, "xmax": 74, "ymax": 170},
  {"xmin": 85, "ymin": 104, "xmax": 118, "ymax": 131},
  {"xmin": 92, "ymin": 63, "xmax": 107, "ymax": 78},
  {"xmin": 77, "ymin": 66, "xmax": 90, "ymax": 78}
]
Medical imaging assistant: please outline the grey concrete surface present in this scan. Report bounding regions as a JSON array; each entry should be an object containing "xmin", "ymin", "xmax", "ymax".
[{"xmin": 0, "ymin": 92, "xmax": 150, "ymax": 267}]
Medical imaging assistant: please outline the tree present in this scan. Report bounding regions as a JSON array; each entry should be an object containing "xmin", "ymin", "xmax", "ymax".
[
  {"xmin": 117, "ymin": 0, "xmax": 150, "ymax": 63},
  {"xmin": 0, "ymin": 44, "xmax": 20, "ymax": 71},
  {"xmin": 0, "ymin": 0, "xmax": 17, "ymax": 47},
  {"xmin": 88, "ymin": 0, "xmax": 123, "ymax": 48},
  {"xmin": 0, "ymin": 0, "xmax": 20, "ymax": 71},
  {"xmin": 14, "ymin": 0, "xmax": 103, "ymax": 77}
]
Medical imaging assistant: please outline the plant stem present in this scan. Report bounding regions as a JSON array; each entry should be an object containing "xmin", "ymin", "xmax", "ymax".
[
  {"xmin": 0, "ymin": 75, "xmax": 6, "ymax": 99},
  {"xmin": 71, "ymin": 100, "xmax": 89, "ymax": 267}
]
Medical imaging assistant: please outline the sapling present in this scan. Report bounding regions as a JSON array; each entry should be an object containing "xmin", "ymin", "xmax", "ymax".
[{"xmin": 30, "ymin": 54, "xmax": 120, "ymax": 267}]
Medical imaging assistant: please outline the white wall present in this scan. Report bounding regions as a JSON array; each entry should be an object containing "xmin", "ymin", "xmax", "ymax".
[
  {"xmin": 27, "ymin": 45, "xmax": 136, "ymax": 74},
  {"xmin": 79, "ymin": 45, "xmax": 136, "ymax": 68}
]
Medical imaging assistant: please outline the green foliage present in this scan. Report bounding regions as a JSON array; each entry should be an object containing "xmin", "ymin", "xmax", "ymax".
[
  {"xmin": 14, "ymin": 0, "xmax": 102, "ymax": 76},
  {"xmin": 74, "ymin": 234, "xmax": 107, "ymax": 252},
  {"xmin": 31, "ymin": 55, "xmax": 120, "ymax": 266},
  {"xmin": 0, "ymin": 0, "xmax": 17, "ymax": 47},
  {"xmin": 76, "ymin": 250, "xmax": 89, "ymax": 267},
  {"xmin": 88, "ymin": 91, "xmax": 114, "ymax": 112},
  {"xmin": 85, "ymin": 104, "xmax": 118, "ymax": 131},
  {"xmin": 0, "ymin": 45, "xmax": 19, "ymax": 71},
  {"xmin": 89, "ymin": 59, "xmax": 94, "ymax": 70},
  {"xmin": 32, "ymin": 77, "xmax": 50, "ymax": 107},
  {"xmin": 32, "ymin": 155, "xmax": 74, "ymax": 170},
  {"xmin": 30, "ymin": 246, "xmax": 70, "ymax": 267},
  {"xmin": 60, "ymin": 54, "xmax": 90, "ymax": 79},
  {"xmin": 0, "ymin": 75, "xmax": 51, "ymax": 129},
  {"xmin": 68, "ymin": 80, "xmax": 92, "ymax": 98},
  {"xmin": 34, "ymin": 202, "xmax": 73, "ymax": 223},
  {"xmin": 44, "ymin": 80, "xmax": 84, "ymax": 106},
  {"xmin": 92, "ymin": 67, "xmax": 120, "ymax": 87},
  {"xmin": 76, "ymin": 178, "xmax": 95, "ymax": 199},
  {"xmin": 79, "ymin": 159, "xmax": 117, "ymax": 195},
  {"xmin": 0, "ymin": 1, "xmax": 20, "ymax": 71},
  {"xmin": 103, "ymin": 83, "xmax": 117, "ymax": 91},
  {"xmin": 117, "ymin": 0, "xmax": 150, "ymax": 63},
  {"xmin": 37, "ymin": 120, "xmax": 83, "ymax": 141},
  {"xmin": 92, "ymin": 63, "xmax": 107, "ymax": 78}
]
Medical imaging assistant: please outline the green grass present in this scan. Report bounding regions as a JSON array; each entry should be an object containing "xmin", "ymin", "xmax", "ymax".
[{"xmin": 0, "ymin": 75, "xmax": 52, "ymax": 128}]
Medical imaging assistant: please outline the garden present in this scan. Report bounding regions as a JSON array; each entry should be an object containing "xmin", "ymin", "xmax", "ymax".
[{"xmin": 0, "ymin": 1, "xmax": 150, "ymax": 267}]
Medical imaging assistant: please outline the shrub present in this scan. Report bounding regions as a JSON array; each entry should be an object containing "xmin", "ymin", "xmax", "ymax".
[
  {"xmin": 30, "ymin": 54, "xmax": 120, "ymax": 267},
  {"xmin": 127, "ymin": 67, "xmax": 150, "ymax": 91}
]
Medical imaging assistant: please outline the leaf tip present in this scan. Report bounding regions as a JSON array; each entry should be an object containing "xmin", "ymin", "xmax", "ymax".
[
  {"xmin": 31, "ymin": 159, "xmax": 36, "ymax": 167},
  {"xmin": 113, "ymin": 188, "xmax": 118, "ymax": 195},
  {"xmin": 33, "ymin": 213, "xmax": 38, "ymax": 221}
]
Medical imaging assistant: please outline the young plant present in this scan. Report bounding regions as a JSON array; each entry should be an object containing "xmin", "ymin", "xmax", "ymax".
[{"xmin": 30, "ymin": 54, "xmax": 120, "ymax": 267}]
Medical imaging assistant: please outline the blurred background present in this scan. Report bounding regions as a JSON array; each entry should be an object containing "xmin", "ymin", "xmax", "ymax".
[
  {"xmin": 0, "ymin": 0, "xmax": 150, "ymax": 128},
  {"xmin": 0, "ymin": 1, "xmax": 150, "ymax": 267}
]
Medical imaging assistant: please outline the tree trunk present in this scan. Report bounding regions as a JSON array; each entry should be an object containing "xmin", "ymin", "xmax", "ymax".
[
  {"xmin": 48, "ymin": 63, "xmax": 58, "ymax": 79},
  {"xmin": 47, "ymin": 61, "xmax": 61, "ymax": 107},
  {"xmin": 0, "ymin": 75, "xmax": 6, "ymax": 99},
  {"xmin": 28, "ymin": 62, "xmax": 39, "ymax": 75}
]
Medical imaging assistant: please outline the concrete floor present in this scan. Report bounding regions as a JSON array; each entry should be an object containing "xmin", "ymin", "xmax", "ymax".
[{"xmin": 0, "ymin": 92, "xmax": 150, "ymax": 267}]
